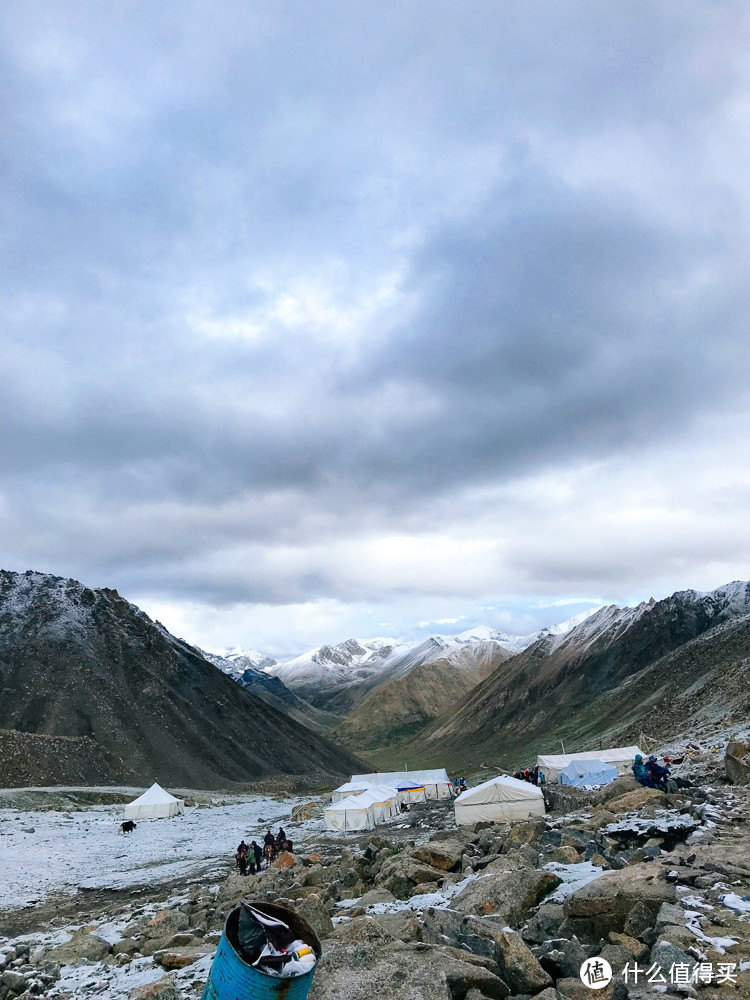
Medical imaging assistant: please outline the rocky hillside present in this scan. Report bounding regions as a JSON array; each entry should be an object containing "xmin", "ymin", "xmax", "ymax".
[
  {"xmin": 333, "ymin": 640, "xmax": 510, "ymax": 749},
  {"xmin": 0, "ymin": 570, "xmax": 363, "ymax": 788},
  {"xmin": 393, "ymin": 581, "xmax": 750, "ymax": 771},
  {"xmin": 200, "ymin": 648, "xmax": 339, "ymax": 732}
]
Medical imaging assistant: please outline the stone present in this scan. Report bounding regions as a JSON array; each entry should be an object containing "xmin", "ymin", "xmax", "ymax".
[
  {"xmin": 545, "ymin": 847, "xmax": 581, "ymax": 865},
  {"xmin": 725, "ymin": 745, "xmax": 750, "ymax": 786},
  {"xmin": 506, "ymin": 821, "xmax": 546, "ymax": 846},
  {"xmin": 657, "ymin": 924, "xmax": 697, "ymax": 951},
  {"xmin": 272, "ymin": 851, "xmax": 296, "ymax": 870},
  {"xmin": 145, "ymin": 910, "xmax": 190, "ymax": 938},
  {"xmin": 113, "ymin": 939, "xmax": 138, "ymax": 956},
  {"xmin": 522, "ymin": 903, "xmax": 566, "ymax": 944},
  {"xmin": 298, "ymin": 893, "xmax": 334, "ymax": 940},
  {"xmin": 311, "ymin": 938, "xmax": 508, "ymax": 999},
  {"xmin": 560, "ymin": 829, "xmax": 591, "ymax": 851},
  {"xmin": 358, "ymin": 888, "xmax": 396, "ymax": 905},
  {"xmin": 411, "ymin": 840, "xmax": 465, "ymax": 872},
  {"xmin": 563, "ymin": 862, "xmax": 675, "ymax": 940},
  {"xmin": 375, "ymin": 855, "xmax": 446, "ymax": 899},
  {"xmin": 605, "ymin": 788, "xmax": 665, "ymax": 813},
  {"xmin": 597, "ymin": 944, "xmax": 631, "ymax": 974},
  {"xmin": 623, "ymin": 900, "xmax": 656, "ymax": 938},
  {"xmin": 592, "ymin": 776, "xmax": 640, "ymax": 805},
  {"xmin": 493, "ymin": 930, "xmax": 553, "ymax": 993},
  {"xmin": 539, "ymin": 830, "xmax": 563, "ymax": 849},
  {"xmin": 1, "ymin": 973, "xmax": 28, "ymax": 995},
  {"xmin": 152, "ymin": 947, "xmax": 213, "ymax": 970},
  {"xmin": 47, "ymin": 930, "xmax": 111, "ymax": 964},
  {"xmin": 535, "ymin": 937, "xmax": 597, "ymax": 981},
  {"xmin": 608, "ymin": 932, "xmax": 647, "ymax": 960},
  {"xmin": 452, "ymin": 868, "xmax": 562, "ymax": 924},
  {"xmin": 650, "ymin": 940, "xmax": 694, "ymax": 975},
  {"xmin": 369, "ymin": 911, "xmax": 422, "ymax": 943},
  {"xmin": 586, "ymin": 811, "xmax": 616, "ymax": 831},
  {"xmin": 654, "ymin": 902, "xmax": 685, "ymax": 931},
  {"xmin": 129, "ymin": 980, "xmax": 181, "ymax": 1000},
  {"xmin": 556, "ymin": 976, "xmax": 627, "ymax": 1000}
]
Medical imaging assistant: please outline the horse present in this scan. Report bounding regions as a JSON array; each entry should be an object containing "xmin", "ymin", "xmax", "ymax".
[
  {"xmin": 263, "ymin": 841, "xmax": 277, "ymax": 867},
  {"xmin": 118, "ymin": 820, "xmax": 137, "ymax": 834}
]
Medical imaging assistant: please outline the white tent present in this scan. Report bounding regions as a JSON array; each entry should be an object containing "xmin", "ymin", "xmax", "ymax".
[
  {"xmin": 454, "ymin": 775, "xmax": 545, "ymax": 826},
  {"xmin": 122, "ymin": 782, "xmax": 184, "ymax": 820},
  {"xmin": 536, "ymin": 745, "xmax": 643, "ymax": 782},
  {"xmin": 357, "ymin": 785, "xmax": 400, "ymax": 821},
  {"xmin": 324, "ymin": 792, "xmax": 375, "ymax": 831},
  {"xmin": 331, "ymin": 780, "xmax": 371, "ymax": 803},
  {"xmin": 350, "ymin": 768, "xmax": 452, "ymax": 800}
]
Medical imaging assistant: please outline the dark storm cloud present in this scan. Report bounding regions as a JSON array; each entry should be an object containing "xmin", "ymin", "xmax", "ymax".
[{"xmin": 2, "ymin": 0, "xmax": 749, "ymax": 612}]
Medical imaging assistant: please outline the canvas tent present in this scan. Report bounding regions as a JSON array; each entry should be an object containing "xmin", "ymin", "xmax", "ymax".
[
  {"xmin": 331, "ymin": 780, "xmax": 370, "ymax": 803},
  {"xmin": 353, "ymin": 786, "xmax": 400, "ymax": 823},
  {"xmin": 454, "ymin": 775, "xmax": 545, "ymax": 826},
  {"xmin": 536, "ymin": 745, "xmax": 643, "ymax": 782},
  {"xmin": 324, "ymin": 793, "xmax": 376, "ymax": 831},
  {"xmin": 558, "ymin": 759, "xmax": 618, "ymax": 787},
  {"xmin": 123, "ymin": 782, "xmax": 184, "ymax": 820},
  {"xmin": 349, "ymin": 769, "xmax": 452, "ymax": 800}
]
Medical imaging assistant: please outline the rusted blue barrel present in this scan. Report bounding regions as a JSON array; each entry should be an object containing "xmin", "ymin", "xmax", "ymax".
[{"xmin": 201, "ymin": 901, "xmax": 322, "ymax": 1000}]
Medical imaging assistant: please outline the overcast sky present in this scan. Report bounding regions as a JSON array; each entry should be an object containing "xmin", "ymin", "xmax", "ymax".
[{"xmin": 3, "ymin": 1, "xmax": 750, "ymax": 658}]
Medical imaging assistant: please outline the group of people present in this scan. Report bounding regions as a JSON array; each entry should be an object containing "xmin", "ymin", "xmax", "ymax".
[
  {"xmin": 632, "ymin": 753, "xmax": 670, "ymax": 791},
  {"xmin": 513, "ymin": 766, "xmax": 543, "ymax": 785},
  {"xmin": 452, "ymin": 777, "xmax": 468, "ymax": 794},
  {"xmin": 235, "ymin": 826, "xmax": 289, "ymax": 875}
]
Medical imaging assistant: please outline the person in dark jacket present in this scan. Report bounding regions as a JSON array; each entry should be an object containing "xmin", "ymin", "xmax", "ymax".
[
  {"xmin": 251, "ymin": 840, "xmax": 262, "ymax": 873},
  {"xmin": 648, "ymin": 756, "xmax": 670, "ymax": 792},
  {"xmin": 263, "ymin": 829, "xmax": 274, "ymax": 847},
  {"xmin": 632, "ymin": 754, "xmax": 655, "ymax": 787}
]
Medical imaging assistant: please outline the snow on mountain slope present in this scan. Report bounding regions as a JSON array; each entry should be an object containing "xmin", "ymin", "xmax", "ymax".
[
  {"xmin": 264, "ymin": 610, "xmax": 600, "ymax": 695},
  {"xmin": 202, "ymin": 646, "xmax": 277, "ymax": 681}
]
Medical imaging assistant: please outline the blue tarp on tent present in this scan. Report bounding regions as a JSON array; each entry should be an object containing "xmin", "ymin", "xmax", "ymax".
[{"xmin": 558, "ymin": 758, "xmax": 618, "ymax": 787}]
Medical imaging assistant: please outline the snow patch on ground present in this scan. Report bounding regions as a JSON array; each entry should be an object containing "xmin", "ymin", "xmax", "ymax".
[
  {"xmin": 0, "ymin": 795, "xmax": 303, "ymax": 910},
  {"xmin": 544, "ymin": 861, "xmax": 608, "ymax": 902}
]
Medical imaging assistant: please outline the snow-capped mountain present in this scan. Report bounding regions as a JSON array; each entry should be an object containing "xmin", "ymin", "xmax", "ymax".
[
  {"xmin": 202, "ymin": 645, "xmax": 277, "ymax": 682},
  {"xmin": 264, "ymin": 610, "xmax": 600, "ymax": 696}
]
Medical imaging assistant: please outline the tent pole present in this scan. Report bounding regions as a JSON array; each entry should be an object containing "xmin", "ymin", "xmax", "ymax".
[{"xmin": 560, "ymin": 741, "xmax": 565, "ymax": 754}]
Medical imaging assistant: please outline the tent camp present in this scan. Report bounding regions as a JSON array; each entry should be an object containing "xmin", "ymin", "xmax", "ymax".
[
  {"xmin": 558, "ymin": 759, "xmax": 618, "ymax": 787},
  {"xmin": 324, "ymin": 793, "xmax": 375, "ymax": 831},
  {"xmin": 536, "ymin": 745, "xmax": 643, "ymax": 782},
  {"xmin": 122, "ymin": 782, "xmax": 185, "ymax": 820},
  {"xmin": 454, "ymin": 775, "xmax": 545, "ymax": 826},
  {"xmin": 349, "ymin": 769, "xmax": 452, "ymax": 800}
]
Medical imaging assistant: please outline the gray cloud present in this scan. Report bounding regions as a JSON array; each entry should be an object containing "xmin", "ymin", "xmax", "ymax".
[{"xmin": 2, "ymin": 1, "xmax": 750, "ymax": 647}]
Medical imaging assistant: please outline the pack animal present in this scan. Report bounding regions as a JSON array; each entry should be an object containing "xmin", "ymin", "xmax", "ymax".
[{"xmin": 119, "ymin": 820, "xmax": 137, "ymax": 834}]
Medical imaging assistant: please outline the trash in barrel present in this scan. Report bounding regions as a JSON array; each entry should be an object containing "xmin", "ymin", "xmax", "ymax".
[{"xmin": 201, "ymin": 900, "xmax": 322, "ymax": 1000}]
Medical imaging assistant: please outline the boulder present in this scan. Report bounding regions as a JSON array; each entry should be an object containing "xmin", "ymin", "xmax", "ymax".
[
  {"xmin": 129, "ymin": 979, "xmax": 181, "ymax": 1000},
  {"xmin": 560, "ymin": 829, "xmax": 591, "ymax": 851},
  {"xmin": 545, "ymin": 847, "xmax": 581, "ymax": 865},
  {"xmin": 650, "ymin": 940, "xmax": 694, "ymax": 975},
  {"xmin": 506, "ymin": 821, "xmax": 546, "ymax": 846},
  {"xmin": 272, "ymin": 851, "xmax": 296, "ymax": 870},
  {"xmin": 48, "ymin": 930, "xmax": 111, "ymax": 964},
  {"xmin": 369, "ymin": 911, "xmax": 422, "ymax": 943},
  {"xmin": 290, "ymin": 801, "xmax": 318, "ymax": 821},
  {"xmin": 725, "ymin": 743, "xmax": 750, "ymax": 785},
  {"xmin": 298, "ymin": 893, "xmax": 334, "ymax": 940},
  {"xmin": 562, "ymin": 863, "xmax": 675, "ymax": 940},
  {"xmin": 534, "ymin": 936, "xmax": 597, "ymax": 980},
  {"xmin": 1, "ymin": 973, "xmax": 28, "ymax": 995},
  {"xmin": 492, "ymin": 930, "xmax": 552, "ymax": 993},
  {"xmin": 145, "ymin": 910, "xmax": 191, "ymax": 938},
  {"xmin": 375, "ymin": 855, "xmax": 446, "ymax": 899},
  {"xmin": 152, "ymin": 947, "xmax": 213, "ymax": 970},
  {"xmin": 411, "ymin": 840, "xmax": 465, "ymax": 872},
  {"xmin": 605, "ymin": 788, "xmax": 664, "ymax": 813},
  {"xmin": 556, "ymin": 977, "xmax": 627, "ymax": 1000},
  {"xmin": 522, "ymin": 903, "xmax": 566, "ymax": 944},
  {"xmin": 585, "ymin": 811, "xmax": 616, "ymax": 831},
  {"xmin": 452, "ymin": 869, "xmax": 562, "ymax": 924},
  {"xmin": 592, "ymin": 776, "xmax": 640, "ymax": 805},
  {"xmin": 311, "ymin": 938, "xmax": 508, "ymax": 999},
  {"xmin": 654, "ymin": 902, "xmax": 685, "ymax": 931},
  {"xmin": 608, "ymin": 932, "xmax": 647, "ymax": 960},
  {"xmin": 358, "ymin": 888, "xmax": 397, "ymax": 906}
]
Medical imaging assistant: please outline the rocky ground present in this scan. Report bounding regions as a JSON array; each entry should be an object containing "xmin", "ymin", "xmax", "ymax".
[{"xmin": 1, "ymin": 745, "xmax": 750, "ymax": 1000}]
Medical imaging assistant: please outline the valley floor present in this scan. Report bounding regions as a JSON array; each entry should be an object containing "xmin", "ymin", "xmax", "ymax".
[{"xmin": 2, "ymin": 733, "xmax": 750, "ymax": 1000}]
